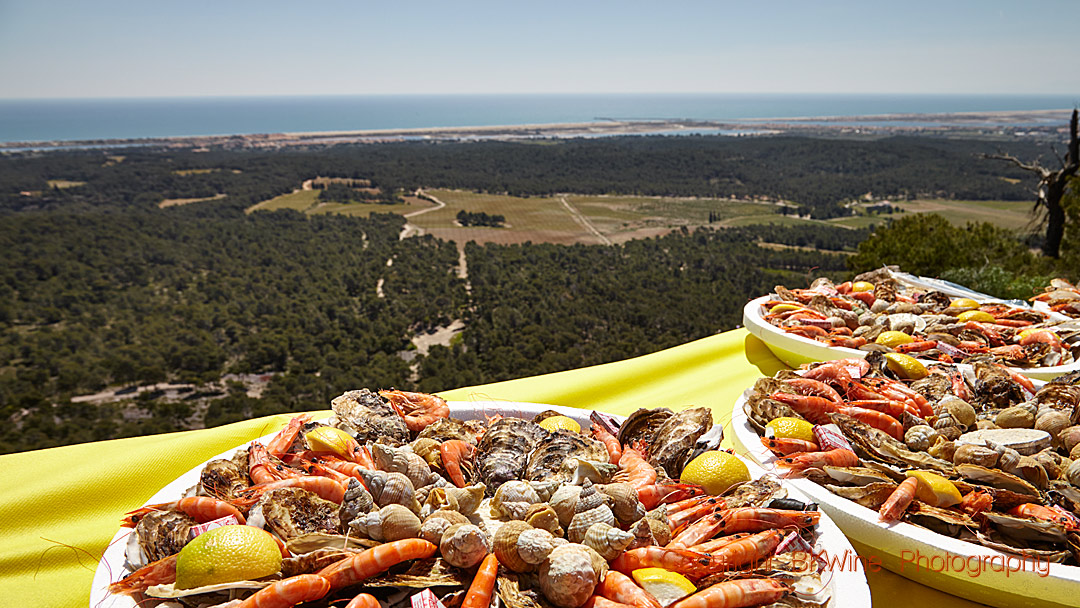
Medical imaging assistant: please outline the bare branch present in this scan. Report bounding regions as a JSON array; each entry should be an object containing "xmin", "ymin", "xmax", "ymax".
[{"xmin": 980, "ymin": 152, "xmax": 1051, "ymax": 178}]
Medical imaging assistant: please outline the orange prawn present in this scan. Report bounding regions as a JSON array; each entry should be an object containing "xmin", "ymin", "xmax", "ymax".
[
  {"xmin": 637, "ymin": 481, "xmax": 705, "ymax": 510},
  {"xmin": 1009, "ymin": 503, "xmax": 1080, "ymax": 531},
  {"xmin": 461, "ymin": 553, "xmax": 500, "ymax": 608},
  {"xmin": 107, "ymin": 553, "xmax": 176, "ymax": 595},
  {"xmin": 836, "ymin": 406, "xmax": 903, "ymax": 440},
  {"xmin": 760, "ymin": 437, "xmax": 819, "ymax": 456},
  {"xmin": 777, "ymin": 448, "xmax": 859, "ymax": 473},
  {"xmin": 249, "ymin": 442, "xmax": 304, "ymax": 484},
  {"xmin": 611, "ymin": 546, "xmax": 717, "ymax": 578},
  {"xmin": 267, "ymin": 414, "xmax": 311, "ymax": 458},
  {"xmin": 687, "ymin": 531, "xmax": 751, "ymax": 553},
  {"xmin": 439, "ymin": 439, "xmax": 475, "ymax": 488},
  {"xmin": 592, "ymin": 423, "xmax": 623, "ymax": 464},
  {"xmin": 380, "ymin": 390, "xmax": 450, "ymax": 432},
  {"xmin": 121, "ymin": 496, "xmax": 247, "ymax": 528},
  {"xmin": 698, "ymin": 529, "xmax": 785, "ymax": 570},
  {"xmin": 879, "ymin": 476, "xmax": 918, "ymax": 522},
  {"xmin": 669, "ymin": 579, "xmax": 789, "ymax": 608},
  {"xmin": 234, "ymin": 574, "xmax": 330, "ymax": 608},
  {"xmin": 317, "ymin": 538, "xmax": 437, "ymax": 590},
  {"xmin": 782, "ymin": 377, "xmax": 842, "ymax": 403},
  {"xmin": 844, "ymin": 399, "xmax": 917, "ymax": 420},
  {"xmin": 960, "ymin": 490, "xmax": 993, "ymax": 516},
  {"xmin": 667, "ymin": 498, "xmax": 727, "ymax": 534},
  {"xmin": 615, "ymin": 448, "xmax": 657, "ymax": 489},
  {"xmin": 282, "ymin": 453, "xmax": 352, "ymax": 485},
  {"xmin": 240, "ymin": 475, "xmax": 346, "ymax": 504},
  {"xmin": 768, "ymin": 392, "xmax": 838, "ymax": 425},
  {"xmin": 599, "ymin": 570, "xmax": 662, "ymax": 608},
  {"xmin": 584, "ymin": 596, "xmax": 638, "ymax": 608},
  {"xmin": 346, "ymin": 593, "xmax": 381, "ymax": 608}
]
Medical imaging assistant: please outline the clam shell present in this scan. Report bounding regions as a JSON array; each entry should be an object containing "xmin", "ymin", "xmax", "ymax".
[
  {"xmin": 419, "ymin": 510, "xmax": 470, "ymax": 544},
  {"xmin": 582, "ymin": 522, "xmax": 634, "ymax": 560},
  {"xmin": 548, "ymin": 485, "xmax": 583, "ymax": 528},
  {"xmin": 1066, "ymin": 459, "xmax": 1080, "ymax": 486},
  {"xmin": 524, "ymin": 503, "xmax": 564, "ymax": 536},
  {"xmin": 494, "ymin": 520, "xmax": 537, "ymax": 573},
  {"xmin": 350, "ymin": 504, "xmax": 421, "ymax": 542},
  {"xmin": 598, "ymin": 483, "xmax": 646, "ymax": 525},
  {"xmin": 538, "ymin": 544, "xmax": 605, "ymax": 608},
  {"xmin": 439, "ymin": 523, "xmax": 490, "ymax": 568},
  {"xmin": 567, "ymin": 504, "xmax": 616, "ymax": 544}
]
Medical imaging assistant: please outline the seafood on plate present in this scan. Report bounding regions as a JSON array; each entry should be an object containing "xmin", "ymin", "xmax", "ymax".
[
  {"xmin": 1032, "ymin": 278, "xmax": 1080, "ymax": 318},
  {"xmin": 744, "ymin": 355, "xmax": 1080, "ymax": 564},
  {"xmin": 758, "ymin": 268, "xmax": 1080, "ymax": 370},
  {"xmin": 108, "ymin": 391, "xmax": 833, "ymax": 608}
]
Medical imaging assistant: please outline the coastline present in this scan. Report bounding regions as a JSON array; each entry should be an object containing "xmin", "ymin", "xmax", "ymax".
[{"xmin": 1, "ymin": 108, "xmax": 1073, "ymax": 152}]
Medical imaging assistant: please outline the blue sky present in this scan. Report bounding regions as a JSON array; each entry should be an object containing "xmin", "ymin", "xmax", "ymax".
[{"xmin": 0, "ymin": 0, "xmax": 1076, "ymax": 98}]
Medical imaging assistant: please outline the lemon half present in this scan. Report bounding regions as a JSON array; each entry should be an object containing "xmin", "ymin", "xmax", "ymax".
[
  {"xmin": 538, "ymin": 415, "xmax": 581, "ymax": 434},
  {"xmin": 305, "ymin": 426, "xmax": 356, "ymax": 458},
  {"xmin": 883, "ymin": 352, "xmax": 929, "ymax": 380},
  {"xmin": 175, "ymin": 525, "xmax": 282, "ymax": 589},
  {"xmin": 680, "ymin": 451, "xmax": 750, "ymax": 495},
  {"xmin": 875, "ymin": 330, "xmax": 915, "ymax": 349},
  {"xmin": 950, "ymin": 298, "xmax": 980, "ymax": 310},
  {"xmin": 905, "ymin": 470, "xmax": 962, "ymax": 508},
  {"xmin": 957, "ymin": 310, "xmax": 995, "ymax": 323},
  {"xmin": 851, "ymin": 281, "xmax": 875, "ymax": 292},
  {"xmin": 765, "ymin": 417, "xmax": 816, "ymax": 443}
]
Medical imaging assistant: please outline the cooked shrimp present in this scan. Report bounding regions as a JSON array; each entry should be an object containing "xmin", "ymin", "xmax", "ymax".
[
  {"xmin": 843, "ymin": 399, "xmax": 916, "ymax": 421},
  {"xmin": 301, "ymin": 454, "xmax": 367, "ymax": 485},
  {"xmin": 592, "ymin": 423, "xmax": 623, "ymax": 464},
  {"xmin": 781, "ymin": 378, "xmax": 842, "ymax": 403},
  {"xmin": 282, "ymin": 453, "xmax": 352, "ymax": 485},
  {"xmin": 960, "ymin": 490, "xmax": 993, "ymax": 516},
  {"xmin": 107, "ymin": 553, "xmax": 176, "ymax": 595},
  {"xmin": 669, "ymin": 578, "xmax": 788, "ymax": 608},
  {"xmin": 241, "ymin": 475, "xmax": 346, "ymax": 504},
  {"xmin": 699, "ymin": 529, "xmax": 784, "ymax": 570},
  {"xmin": 836, "ymin": 406, "xmax": 903, "ymax": 440},
  {"xmin": 317, "ymin": 538, "xmax": 437, "ymax": 590},
  {"xmin": 611, "ymin": 546, "xmax": 714, "ymax": 578},
  {"xmin": 584, "ymin": 596, "xmax": 638, "ymax": 608},
  {"xmin": 615, "ymin": 448, "xmax": 657, "ymax": 489},
  {"xmin": 121, "ymin": 496, "xmax": 247, "ymax": 528},
  {"xmin": 380, "ymin": 390, "xmax": 450, "ymax": 432},
  {"xmin": 346, "ymin": 593, "xmax": 381, "ymax": 608},
  {"xmin": 879, "ymin": 477, "xmax": 918, "ymax": 522},
  {"xmin": 249, "ymin": 442, "xmax": 304, "ymax": 484},
  {"xmin": 1009, "ymin": 503, "xmax": 1080, "ymax": 530},
  {"xmin": 777, "ymin": 448, "xmax": 859, "ymax": 473},
  {"xmin": 687, "ymin": 532, "xmax": 751, "ymax": 553},
  {"xmin": 705, "ymin": 508, "xmax": 818, "ymax": 537},
  {"xmin": 637, "ymin": 481, "xmax": 705, "ymax": 510},
  {"xmin": 461, "ymin": 552, "xmax": 499, "ymax": 608},
  {"xmin": 668, "ymin": 499, "xmax": 726, "ymax": 534},
  {"xmin": 768, "ymin": 392, "xmax": 838, "ymax": 425},
  {"xmin": 234, "ymin": 574, "xmax": 330, "ymax": 608},
  {"xmin": 267, "ymin": 414, "xmax": 311, "ymax": 458},
  {"xmin": 760, "ymin": 437, "xmax": 819, "ymax": 456},
  {"xmin": 598, "ymin": 570, "xmax": 662, "ymax": 608},
  {"xmin": 439, "ymin": 439, "xmax": 475, "ymax": 488}
]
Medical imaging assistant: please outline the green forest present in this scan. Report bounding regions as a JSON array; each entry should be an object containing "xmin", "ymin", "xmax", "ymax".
[{"xmin": 1, "ymin": 134, "xmax": 1077, "ymax": 454}]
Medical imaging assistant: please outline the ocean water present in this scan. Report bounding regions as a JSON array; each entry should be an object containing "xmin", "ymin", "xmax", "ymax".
[{"xmin": 0, "ymin": 93, "xmax": 1075, "ymax": 144}]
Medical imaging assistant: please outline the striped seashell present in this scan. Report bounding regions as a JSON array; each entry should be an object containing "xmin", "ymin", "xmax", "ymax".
[
  {"xmin": 571, "ymin": 459, "xmax": 618, "ymax": 485},
  {"xmin": 372, "ymin": 443, "xmax": 440, "ymax": 488},
  {"xmin": 548, "ymin": 485, "xmax": 583, "ymax": 528},
  {"xmin": 575, "ymin": 480, "xmax": 610, "ymax": 514},
  {"xmin": 492, "ymin": 480, "xmax": 542, "ymax": 519},
  {"xmin": 597, "ymin": 483, "xmax": 646, "ymax": 526},
  {"xmin": 339, "ymin": 478, "xmax": 375, "ymax": 527},
  {"xmin": 439, "ymin": 523, "xmax": 490, "ymax": 568},
  {"xmin": 349, "ymin": 504, "xmax": 421, "ymax": 542},
  {"xmin": 419, "ymin": 510, "xmax": 470, "ymax": 544},
  {"xmin": 627, "ymin": 517, "xmax": 656, "ymax": 549},
  {"xmin": 359, "ymin": 469, "xmax": 421, "ymax": 513},
  {"xmin": 530, "ymin": 480, "xmax": 561, "ymax": 502},
  {"xmin": 424, "ymin": 484, "xmax": 486, "ymax": 517},
  {"xmin": 582, "ymin": 522, "xmax": 634, "ymax": 560},
  {"xmin": 567, "ymin": 503, "xmax": 615, "ymax": 543},
  {"xmin": 643, "ymin": 516, "xmax": 671, "ymax": 546}
]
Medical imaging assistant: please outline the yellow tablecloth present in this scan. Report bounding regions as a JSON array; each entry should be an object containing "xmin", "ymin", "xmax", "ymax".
[{"xmin": 0, "ymin": 329, "xmax": 989, "ymax": 607}]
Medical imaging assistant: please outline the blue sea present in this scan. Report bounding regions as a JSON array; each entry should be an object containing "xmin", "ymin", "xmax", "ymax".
[{"xmin": 0, "ymin": 93, "xmax": 1075, "ymax": 144}]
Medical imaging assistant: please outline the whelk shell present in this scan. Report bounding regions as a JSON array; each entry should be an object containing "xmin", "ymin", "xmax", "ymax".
[
  {"xmin": 359, "ymin": 469, "xmax": 421, "ymax": 513},
  {"xmin": 491, "ymin": 480, "xmax": 543, "ymax": 520},
  {"xmin": 524, "ymin": 503, "xmax": 564, "ymax": 536},
  {"xmin": 598, "ymin": 482, "xmax": 646, "ymax": 525},
  {"xmin": 494, "ymin": 520, "xmax": 539, "ymax": 573},
  {"xmin": 349, "ymin": 504, "xmax": 421, "ymax": 542},
  {"xmin": 582, "ymin": 522, "xmax": 634, "ymax": 560},
  {"xmin": 419, "ymin": 510, "xmax": 470, "ymax": 544},
  {"xmin": 439, "ymin": 523, "xmax": 490, "ymax": 568},
  {"xmin": 424, "ymin": 484, "xmax": 486, "ymax": 517},
  {"xmin": 567, "ymin": 504, "xmax": 616, "ymax": 544},
  {"xmin": 517, "ymin": 527, "xmax": 565, "ymax": 565},
  {"xmin": 538, "ymin": 543, "xmax": 607, "ymax": 608},
  {"xmin": 548, "ymin": 485, "xmax": 584, "ymax": 528}
]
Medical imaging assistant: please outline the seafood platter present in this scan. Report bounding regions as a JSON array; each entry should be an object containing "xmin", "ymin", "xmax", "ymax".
[
  {"xmin": 92, "ymin": 390, "xmax": 870, "ymax": 608},
  {"xmin": 729, "ymin": 354, "xmax": 1080, "ymax": 608},
  {"xmin": 1032, "ymin": 279, "xmax": 1080, "ymax": 319},
  {"xmin": 742, "ymin": 267, "xmax": 1080, "ymax": 381}
]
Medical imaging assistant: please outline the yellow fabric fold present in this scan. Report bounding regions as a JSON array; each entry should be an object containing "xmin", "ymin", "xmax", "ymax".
[{"xmin": 0, "ymin": 329, "xmax": 985, "ymax": 607}]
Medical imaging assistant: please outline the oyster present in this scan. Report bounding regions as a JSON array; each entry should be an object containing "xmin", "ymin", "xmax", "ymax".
[
  {"xmin": 198, "ymin": 451, "xmax": 249, "ymax": 500},
  {"xmin": 127, "ymin": 510, "xmax": 195, "ymax": 569},
  {"xmin": 417, "ymin": 417, "xmax": 479, "ymax": 445},
  {"xmin": 905, "ymin": 501, "xmax": 976, "ymax": 537},
  {"xmin": 616, "ymin": 408, "xmax": 673, "ymax": 450},
  {"xmin": 985, "ymin": 512, "xmax": 1068, "ymax": 543},
  {"xmin": 526, "ymin": 430, "xmax": 609, "ymax": 484},
  {"xmin": 825, "ymin": 482, "xmax": 898, "ymax": 509},
  {"xmin": 955, "ymin": 464, "xmax": 1041, "ymax": 496},
  {"xmin": 252, "ymin": 487, "xmax": 340, "ymax": 541},
  {"xmin": 648, "ymin": 407, "xmax": 714, "ymax": 478},
  {"xmin": 330, "ymin": 389, "xmax": 410, "ymax": 445},
  {"xmin": 281, "ymin": 547, "xmax": 359, "ymax": 576},
  {"xmin": 972, "ymin": 361, "xmax": 1024, "ymax": 408},
  {"xmin": 477, "ymin": 418, "xmax": 549, "ymax": 492},
  {"xmin": 822, "ymin": 466, "xmax": 895, "ymax": 486}
]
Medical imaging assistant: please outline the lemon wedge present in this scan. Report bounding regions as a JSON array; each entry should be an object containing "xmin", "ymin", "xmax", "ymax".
[
  {"xmin": 765, "ymin": 417, "xmax": 816, "ymax": 443},
  {"xmin": 883, "ymin": 352, "xmax": 929, "ymax": 380},
  {"xmin": 768, "ymin": 303, "xmax": 803, "ymax": 314},
  {"xmin": 632, "ymin": 568, "xmax": 697, "ymax": 606},
  {"xmin": 851, "ymin": 281, "xmax": 875, "ymax": 292},
  {"xmin": 957, "ymin": 310, "xmax": 995, "ymax": 323},
  {"xmin": 950, "ymin": 298, "xmax": 980, "ymax": 310},
  {"xmin": 175, "ymin": 525, "xmax": 282, "ymax": 589},
  {"xmin": 905, "ymin": 470, "xmax": 962, "ymax": 508},
  {"xmin": 305, "ymin": 426, "xmax": 356, "ymax": 458},
  {"xmin": 538, "ymin": 415, "xmax": 581, "ymax": 434},
  {"xmin": 680, "ymin": 451, "xmax": 750, "ymax": 495},
  {"xmin": 875, "ymin": 330, "xmax": 915, "ymax": 349}
]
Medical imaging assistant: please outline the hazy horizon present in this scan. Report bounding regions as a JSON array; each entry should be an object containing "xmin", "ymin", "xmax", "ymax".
[{"xmin": 1, "ymin": 1, "xmax": 1078, "ymax": 100}]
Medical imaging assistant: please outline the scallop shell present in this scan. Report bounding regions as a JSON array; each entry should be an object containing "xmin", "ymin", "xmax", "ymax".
[
  {"xmin": 494, "ymin": 520, "xmax": 538, "ymax": 573},
  {"xmin": 439, "ymin": 523, "xmax": 490, "ymax": 568},
  {"xmin": 424, "ymin": 484, "xmax": 486, "ymax": 516},
  {"xmin": 524, "ymin": 503, "xmax": 564, "ymax": 536},
  {"xmin": 567, "ymin": 504, "xmax": 616, "ymax": 543},
  {"xmin": 538, "ymin": 543, "xmax": 606, "ymax": 608},
  {"xmin": 598, "ymin": 483, "xmax": 646, "ymax": 526},
  {"xmin": 904, "ymin": 425, "xmax": 939, "ymax": 452},
  {"xmin": 359, "ymin": 469, "xmax": 421, "ymax": 513},
  {"xmin": 419, "ymin": 510, "xmax": 470, "ymax": 544},
  {"xmin": 349, "ymin": 504, "xmax": 421, "ymax": 542},
  {"xmin": 372, "ymin": 443, "xmax": 439, "ymax": 488},
  {"xmin": 517, "ymin": 527, "xmax": 564, "ymax": 565},
  {"xmin": 548, "ymin": 485, "xmax": 584, "ymax": 528},
  {"xmin": 581, "ymin": 522, "xmax": 634, "ymax": 560},
  {"xmin": 951, "ymin": 444, "xmax": 1000, "ymax": 468},
  {"xmin": 492, "ymin": 480, "xmax": 542, "ymax": 519}
]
